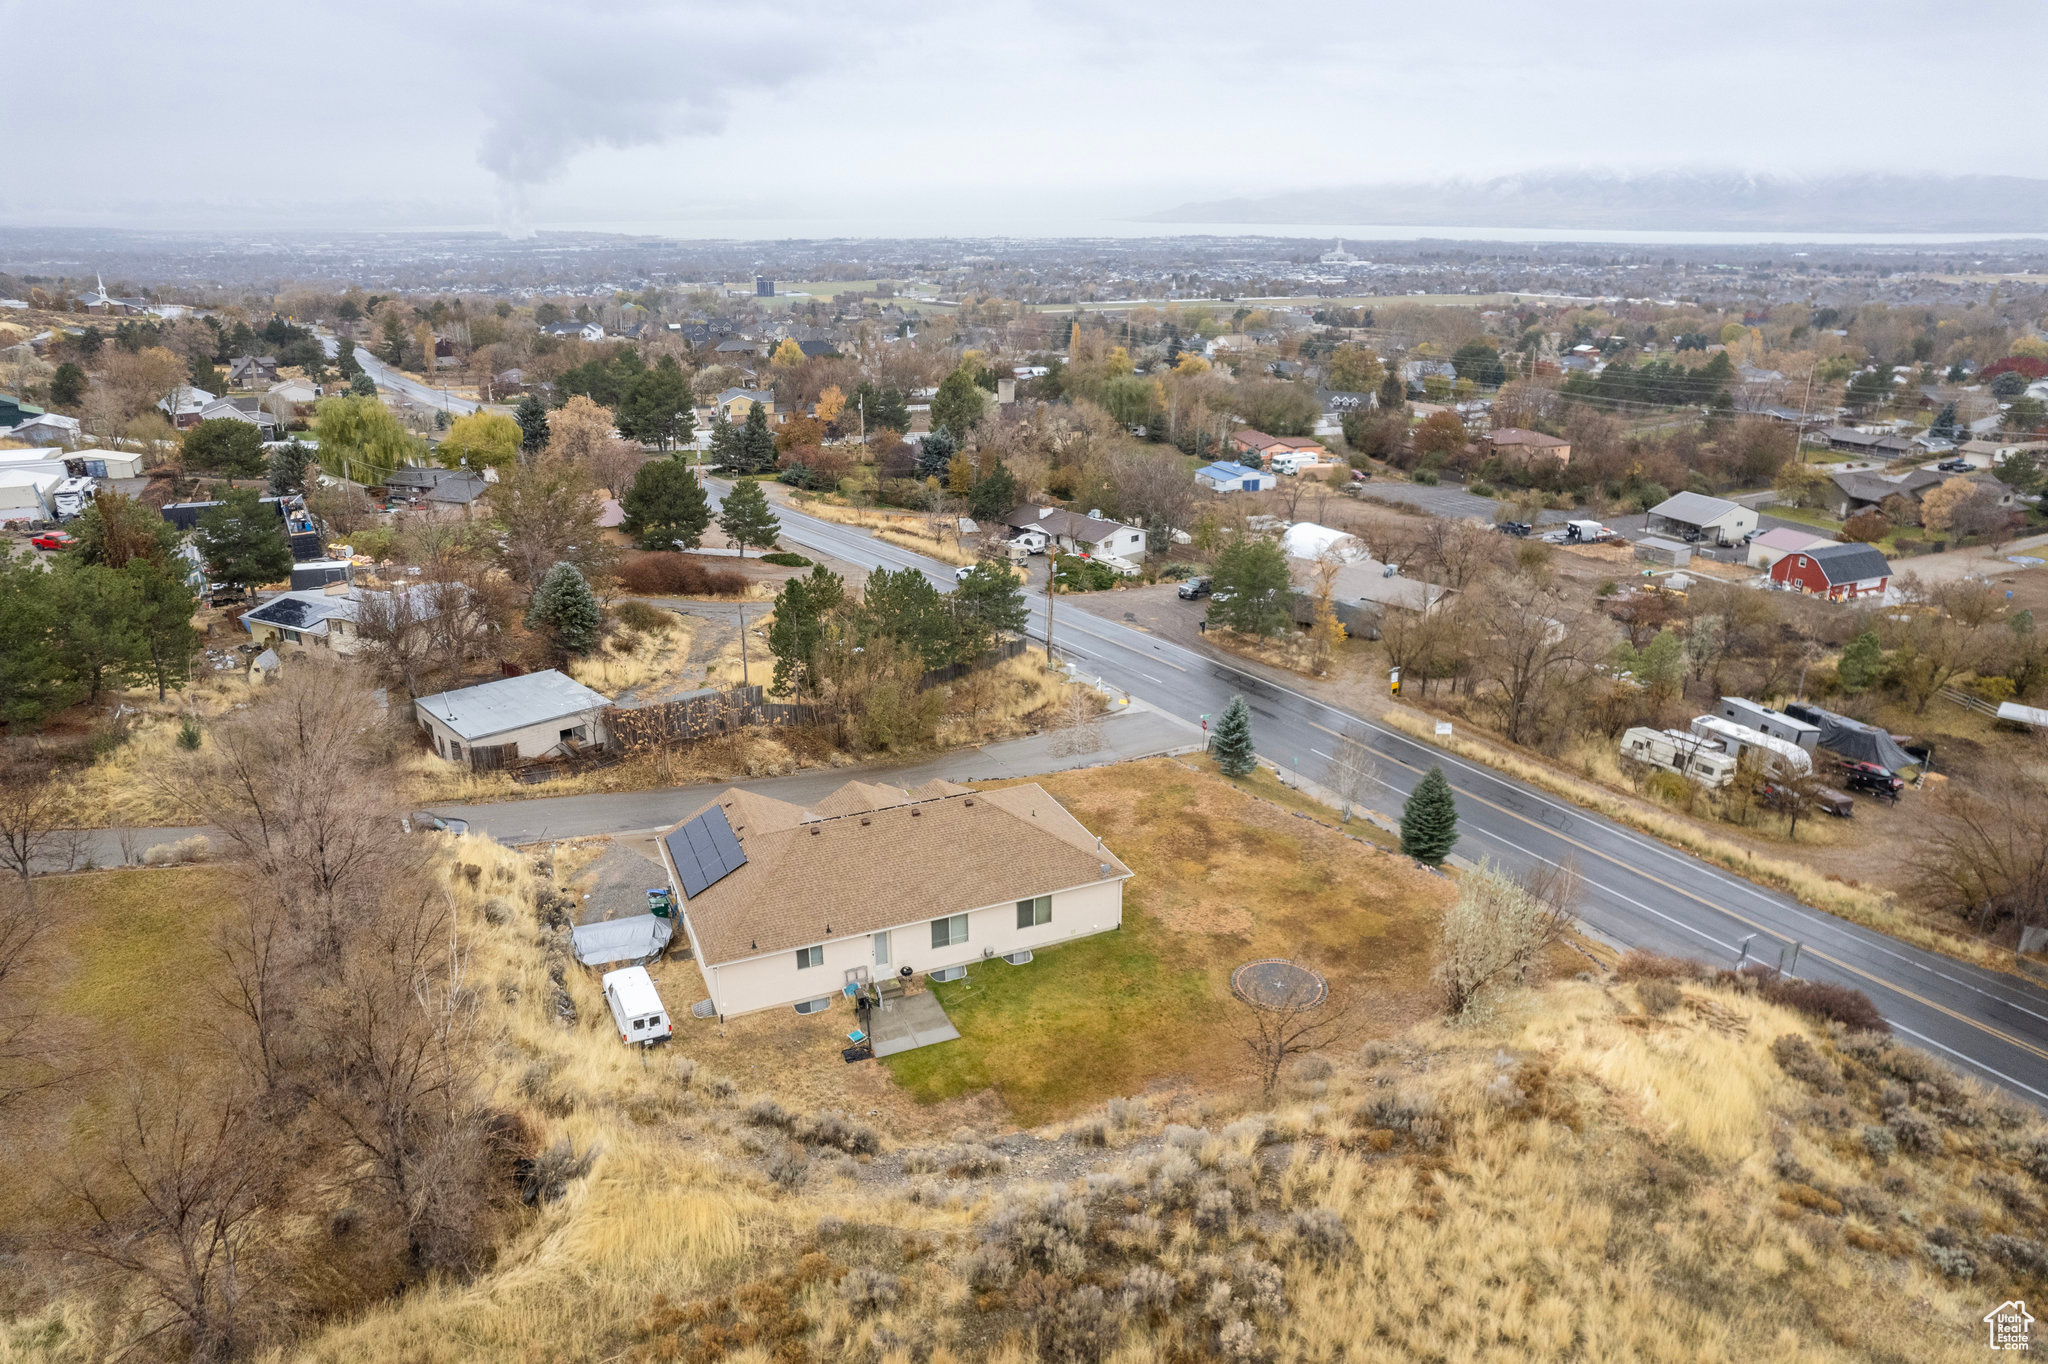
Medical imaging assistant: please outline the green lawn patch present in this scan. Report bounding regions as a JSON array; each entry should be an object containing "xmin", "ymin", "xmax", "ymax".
[{"xmin": 880, "ymin": 757, "xmax": 1451, "ymax": 1123}]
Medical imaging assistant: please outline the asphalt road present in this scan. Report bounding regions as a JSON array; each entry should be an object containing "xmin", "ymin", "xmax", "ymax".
[
  {"xmin": 318, "ymin": 333, "xmax": 479, "ymax": 414},
  {"xmin": 1363, "ymin": 481, "xmax": 1570, "ymax": 524},
  {"xmin": 709, "ymin": 479, "xmax": 2048, "ymax": 1105}
]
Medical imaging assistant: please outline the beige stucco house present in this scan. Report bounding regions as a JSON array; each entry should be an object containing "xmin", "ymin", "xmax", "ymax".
[{"xmin": 659, "ymin": 778, "xmax": 1131, "ymax": 1018}]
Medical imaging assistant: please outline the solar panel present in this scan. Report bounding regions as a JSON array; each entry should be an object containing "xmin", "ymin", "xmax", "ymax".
[{"xmin": 665, "ymin": 805, "xmax": 748, "ymax": 899}]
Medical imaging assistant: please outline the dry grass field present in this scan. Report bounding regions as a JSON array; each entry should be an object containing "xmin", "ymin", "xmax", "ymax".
[
  {"xmin": 887, "ymin": 757, "xmax": 1457, "ymax": 1122},
  {"xmin": 5, "ymin": 817, "xmax": 2042, "ymax": 1363}
]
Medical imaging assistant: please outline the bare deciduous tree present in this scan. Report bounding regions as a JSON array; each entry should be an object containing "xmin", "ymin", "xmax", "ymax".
[
  {"xmin": 62, "ymin": 1076, "xmax": 281, "ymax": 1363},
  {"xmin": 0, "ymin": 757, "xmax": 85, "ymax": 910},
  {"xmin": 1468, "ymin": 573, "xmax": 1602, "ymax": 746},
  {"xmin": 1237, "ymin": 968, "xmax": 1348, "ymax": 1097},
  {"xmin": 1435, "ymin": 859, "xmax": 1578, "ymax": 1016},
  {"xmin": 0, "ymin": 885, "xmax": 54, "ymax": 1112},
  {"xmin": 1914, "ymin": 768, "xmax": 2048, "ymax": 936},
  {"xmin": 1323, "ymin": 727, "xmax": 1379, "ymax": 822}
]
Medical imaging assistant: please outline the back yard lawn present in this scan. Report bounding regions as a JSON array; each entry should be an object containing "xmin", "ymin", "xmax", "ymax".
[{"xmin": 883, "ymin": 756, "xmax": 1454, "ymax": 1123}]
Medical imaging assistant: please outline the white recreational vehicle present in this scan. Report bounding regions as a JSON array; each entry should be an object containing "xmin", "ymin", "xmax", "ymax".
[
  {"xmin": 602, "ymin": 965, "xmax": 672, "ymax": 1047},
  {"xmin": 1619, "ymin": 727, "xmax": 1739, "ymax": 788},
  {"xmin": 1688, "ymin": 715, "xmax": 1813, "ymax": 777}
]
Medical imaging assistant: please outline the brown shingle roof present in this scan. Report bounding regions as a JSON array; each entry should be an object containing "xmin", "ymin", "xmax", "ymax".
[{"xmin": 662, "ymin": 780, "xmax": 1130, "ymax": 965}]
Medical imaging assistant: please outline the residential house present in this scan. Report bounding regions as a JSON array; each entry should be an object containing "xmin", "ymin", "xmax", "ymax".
[
  {"xmin": 715, "ymin": 339, "xmax": 767, "ymax": 363},
  {"xmin": 1820, "ymin": 426, "xmax": 1916, "ymax": 458},
  {"xmin": 1485, "ymin": 428, "xmax": 1572, "ymax": 466},
  {"xmin": 413, "ymin": 669, "xmax": 612, "ymax": 767},
  {"xmin": 1644, "ymin": 492, "xmax": 1758, "ymax": 546},
  {"xmin": 197, "ymin": 396, "xmax": 278, "ymax": 438},
  {"xmin": 1195, "ymin": 460, "xmax": 1276, "ymax": 493},
  {"xmin": 1231, "ymin": 430, "xmax": 1325, "ymax": 467},
  {"xmin": 1745, "ymin": 527, "xmax": 1836, "ymax": 571},
  {"xmin": 265, "ymin": 377, "xmax": 320, "ymax": 407},
  {"xmin": 158, "ymin": 386, "xmax": 217, "ymax": 429},
  {"xmin": 1769, "ymin": 543, "xmax": 1892, "ymax": 601},
  {"xmin": 433, "ymin": 337, "xmax": 458, "ymax": 368},
  {"xmin": 239, "ymin": 581, "xmax": 443, "ymax": 655},
  {"xmin": 1824, "ymin": 467, "xmax": 1945, "ymax": 519},
  {"xmin": 483, "ymin": 368, "xmax": 525, "ymax": 401},
  {"xmin": 384, "ymin": 464, "xmax": 489, "ymax": 514},
  {"xmin": 542, "ymin": 320, "xmax": 606, "ymax": 342},
  {"xmin": 7, "ymin": 412, "xmax": 81, "ymax": 445},
  {"xmin": 1287, "ymin": 549, "xmax": 1450, "ymax": 639},
  {"xmin": 226, "ymin": 356, "xmax": 279, "ymax": 387},
  {"xmin": 655, "ymin": 778, "xmax": 1132, "ymax": 1018},
  {"xmin": 715, "ymin": 387, "xmax": 775, "ymax": 422},
  {"xmin": 1401, "ymin": 359, "xmax": 1457, "ymax": 389},
  {"xmin": 0, "ymin": 446, "xmax": 144, "ymax": 480},
  {"xmin": 1203, "ymin": 334, "xmax": 1256, "ymax": 359},
  {"xmin": 1003, "ymin": 505, "xmax": 1148, "ymax": 561}
]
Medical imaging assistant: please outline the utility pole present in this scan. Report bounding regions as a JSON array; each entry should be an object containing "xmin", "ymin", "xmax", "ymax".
[
  {"xmin": 1795, "ymin": 362, "xmax": 1817, "ymax": 465},
  {"xmin": 1044, "ymin": 556, "xmax": 1056, "ymax": 667}
]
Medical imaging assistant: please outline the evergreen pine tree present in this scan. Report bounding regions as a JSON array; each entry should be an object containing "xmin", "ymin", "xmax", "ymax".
[
  {"xmin": 717, "ymin": 477, "xmax": 782, "ymax": 555},
  {"xmin": 1837, "ymin": 630, "xmax": 1884, "ymax": 694},
  {"xmin": 917, "ymin": 426, "xmax": 957, "ymax": 479},
  {"xmin": 738, "ymin": 402, "xmax": 777, "ymax": 473},
  {"xmin": 707, "ymin": 409, "xmax": 739, "ymax": 471},
  {"xmin": 193, "ymin": 489, "xmax": 292, "ymax": 592},
  {"xmin": 526, "ymin": 561, "xmax": 602, "ymax": 657},
  {"xmin": 1377, "ymin": 364, "xmax": 1406, "ymax": 412},
  {"xmin": 1400, "ymin": 766, "xmax": 1459, "ymax": 865},
  {"xmin": 1212, "ymin": 694, "xmax": 1256, "ymax": 777},
  {"xmin": 621, "ymin": 457, "xmax": 711, "ymax": 550},
  {"xmin": 514, "ymin": 394, "xmax": 551, "ymax": 455}
]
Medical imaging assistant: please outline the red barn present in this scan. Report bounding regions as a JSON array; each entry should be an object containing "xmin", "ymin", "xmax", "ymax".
[{"xmin": 1769, "ymin": 542, "xmax": 1891, "ymax": 601}]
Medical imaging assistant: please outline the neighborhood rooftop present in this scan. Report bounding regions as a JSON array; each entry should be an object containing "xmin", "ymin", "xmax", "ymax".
[{"xmin": 662, "ymin": 778, "xmax": 1131, "ymax": 967}]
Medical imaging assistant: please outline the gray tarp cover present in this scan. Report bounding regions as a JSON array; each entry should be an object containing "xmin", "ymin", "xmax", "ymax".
[
  {"xmin": 570, "ymin": 914, "xmax": 673, "ymax": 967},
  {"xmin": 1789, "ymin": 704, "xmax": 1916, "ymax": 771}
]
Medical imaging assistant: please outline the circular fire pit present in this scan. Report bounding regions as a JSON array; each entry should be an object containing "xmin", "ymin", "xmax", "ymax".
[{"xmin": 1230, "ymin": 959, "xmax": 1329, "ymax": 1010}]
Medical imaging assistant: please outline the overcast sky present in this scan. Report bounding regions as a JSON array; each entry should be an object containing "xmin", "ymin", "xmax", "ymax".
[{"xmin": 7, "ymin": 0, "xmax": 2044, "ymax": 236}]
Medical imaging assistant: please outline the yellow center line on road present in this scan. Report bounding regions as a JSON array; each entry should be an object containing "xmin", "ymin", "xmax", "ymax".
[{"xmin": 1315, "ymin": 715, "xmax": 2048, "ymax": 1067}]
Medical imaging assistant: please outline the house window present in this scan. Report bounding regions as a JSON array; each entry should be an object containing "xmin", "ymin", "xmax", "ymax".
[
  {"xmin": 795, "ymin": 945, "xmax": 823, "ymax": 970},
  {"xmin": 931, "ymin": 914, "xmax": 968, "ymax": 949},
  {"xmin": 1797, "ymin": 556, "xmax": 1808, "ymax": 567},
  {"xmin": 1016, "ymin": 895, "xmax": 1051, "ymax": 928},
  {"xmin": 793, "ymin": 997, "xmax": 831, "ymax": 1015}
]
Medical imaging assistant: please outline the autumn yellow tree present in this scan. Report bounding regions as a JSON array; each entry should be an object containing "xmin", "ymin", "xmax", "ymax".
[
  {"xmin": 816, "ymin": 385, "xmax": 846, "ymax": 426},
  {"xmin": 771, "ymin": 338, "xmax": 805, "ymax": 368},
  {"xmin": 1174, "ymin": 353, "xmax": 1210, "ymax": 376},
  {"xmin": 1105, "ymin": 346, "xmax": 1133, "ymax": 377},
  {"xmin": 1920, "ymin": 476, "xmax": 1979, "ymax": 536},
  {"xmin": 547, "ymin": 395, "xmax": 617, "ymax": 464},
  {"xmin": 946, "ymin": 451, "xmax": 974, "ymax": 495},
  {"xmin": 1327, "ymin": 344, "xmax": 1383, "ymax": 392},
  {"xmin": 413, "ymin": 321, "xmax": 437, "ymax": 375}
]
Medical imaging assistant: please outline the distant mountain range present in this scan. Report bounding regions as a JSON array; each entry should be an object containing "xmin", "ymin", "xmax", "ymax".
[{"xmin": 1146, "ymin": 172, "xmax": 2048, "ymax": 235}]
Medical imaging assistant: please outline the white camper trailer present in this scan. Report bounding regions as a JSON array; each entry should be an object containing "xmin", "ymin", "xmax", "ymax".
[
  {"xmin": 1689, "ymin": 715, "xmax": 1813, "ymax": 777},
  {"xmin": 1716, "ymin": 696, "xmax": 1821, "ymax": 753},
  {"xmin": 601, "ymin": 965, "xmax": 672, "ymax": 1047},
  {"xmin": 1619, "ymin": 727, "xmax": 1739, "ymax": 788}
]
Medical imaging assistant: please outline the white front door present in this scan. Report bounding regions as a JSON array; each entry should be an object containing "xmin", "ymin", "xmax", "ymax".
[{"xmin": 873, "ymin": 931, "xmax": 891, "ymax": 968}]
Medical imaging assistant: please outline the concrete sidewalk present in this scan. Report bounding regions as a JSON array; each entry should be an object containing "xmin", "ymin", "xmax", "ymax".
[{"xmin": 433, "ymin": 702, "xmax": 1205, "ymax": 844}]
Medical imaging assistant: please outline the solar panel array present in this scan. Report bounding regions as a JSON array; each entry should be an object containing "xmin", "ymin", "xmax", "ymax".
[{"xmin": 665, "ymin": 805, "xmax": 748, "ymax": 899}]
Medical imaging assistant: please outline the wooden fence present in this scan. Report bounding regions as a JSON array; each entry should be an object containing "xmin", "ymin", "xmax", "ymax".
[{"xmin": 605, "ymin": 685, "xmax": 810, "ymax": 753}]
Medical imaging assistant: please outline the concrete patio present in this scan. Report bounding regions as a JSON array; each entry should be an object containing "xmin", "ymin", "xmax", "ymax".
[{"xmin": 866, "ymin": 990, "xmax": 959, "ymax": 1058}]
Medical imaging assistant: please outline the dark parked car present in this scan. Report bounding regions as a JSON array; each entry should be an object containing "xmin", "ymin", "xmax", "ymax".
[
  {"xmin": 1936, "ymin": 458, "xmax": 1971, "ymax": 472},
  {"xmin": 1177, "ymin": 576, "xmax": 1212, "ymax": 600},
  {"xmin": 1494, "ymin": 521, "xmax": 1532, "ymax": 537},
  {"xmin": 1835, "ymin": 762, "xmax": 1903, "ymax": 802},
  {"xmin": 406, "ymin": 811, "xmax": 470, "ymax": 835}
]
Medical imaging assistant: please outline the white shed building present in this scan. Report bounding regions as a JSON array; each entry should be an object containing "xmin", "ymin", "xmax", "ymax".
[{"xmin": 413, "ymin": 669, "xmax": 612, "ymax": 767}]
